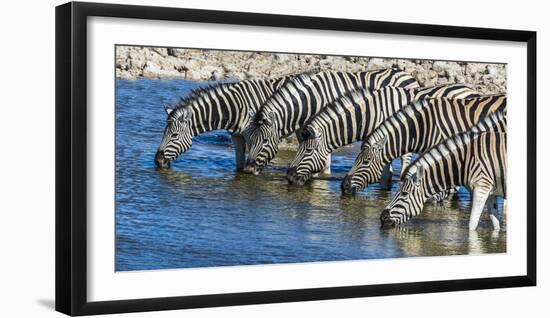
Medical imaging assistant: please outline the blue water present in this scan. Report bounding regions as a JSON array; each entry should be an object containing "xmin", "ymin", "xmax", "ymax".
[{"xmin": 115, "ymin": 79, "xmax": 506, "ymax": 272}]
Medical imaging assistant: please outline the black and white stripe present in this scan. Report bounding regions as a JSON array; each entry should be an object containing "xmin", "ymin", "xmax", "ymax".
[
  {"xmin": 287, "ymin": 84, "xmax": 481, "ymax": 186},
  {"xmin": 380, "ymin": 111, "xmax": 507, "ymax": 230},
  {"xmin": 155, "ymin": 76, "xmax": 291, "ymax": 169},
  {"xmin": 342, "ymin": 94, "xmax": 506, "ymax": 194},
  {"xmin": 243, "ymin": 69, "xmax": 420, "ymax": 175}
]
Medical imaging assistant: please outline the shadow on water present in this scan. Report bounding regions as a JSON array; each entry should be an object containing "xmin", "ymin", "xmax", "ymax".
[{"xmin": 115, "ymin": 80, "xmax": 506, "ymax": 271}]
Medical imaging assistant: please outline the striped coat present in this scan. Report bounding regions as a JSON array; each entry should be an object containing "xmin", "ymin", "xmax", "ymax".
[
  {"xmin": 286, "ymin": 84, "xmax": 481, "ymax": 186},
  {"xmin": 155, "ymin": 76, "xmax": 291, "ymax": 170},
  {"xmin": 243, "ymin": 69, "xmax": 419, "ymax": 175},
  {"xmin": 380, "ymin": 111, "xmax": 507, "ymax": 230},
  {"xmin": 342, "ymin": 94, "xmax": 506, "ymax": 194}
]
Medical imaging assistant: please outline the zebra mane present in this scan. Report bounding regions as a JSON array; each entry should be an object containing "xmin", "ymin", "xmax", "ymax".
[
  {"xmin": 254, "ymin": 70, "xmax": 323, "ymax": 119},
  {"xmin": 279, "ymin": 68, "xmax": 322, "ymax": 89}
]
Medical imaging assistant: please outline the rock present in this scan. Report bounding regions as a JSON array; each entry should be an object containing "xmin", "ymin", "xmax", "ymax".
[
  {"xmin": 416, "ymin": 70, "xmax": 438, "ymax": 87},
  {"xmin": 210, "ymin": 69, "xmax": 224, "ymax": 81},
  {"xmin": 487, "ymin": 65, "xmax": 499, "ymax": 76},
  {"xmin": 367, "ymin": 58, "xmax": 396, "ymax": 71},
  {"xmin": 116, "ymin": 69, "xmax": 134, "ymax": 80},
  {"xmin": 142, "ymin": 61, "xmax": 161, "ymax": 78},
  {"xmin": 167, "ymin": 48, "xmax": 187, "ymax": 58},
  {"xmin": 151, "ymin": 48, "xmax": 169, "ymax": 57},
  {"xmin": 115, "ymin": 45, "xmax": 507, "ymax": 94}
]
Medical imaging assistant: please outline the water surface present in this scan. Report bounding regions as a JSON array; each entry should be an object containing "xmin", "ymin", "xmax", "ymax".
[{"xmin": 115, "ymin": 79, "xmax": 506, "ymax": 271}]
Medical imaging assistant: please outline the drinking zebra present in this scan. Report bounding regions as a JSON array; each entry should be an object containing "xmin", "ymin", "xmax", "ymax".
[
  {"xmin": 342, "ymin": 94, "xmax": 507, "ymax": 195},
  {"xmin": 243, "ymin": 69, "xmax": 419, "ymax": 175},
  {"xmin": 155, "ymin": 76, "xmax": 292, "ymax": 170},
  {"xmin": 380, "ymin": 111, "xmax": 507, "ymax": 230},
  {"xmin": 287, "ymin": 84, "xmax": 481, "ymax": 186}
]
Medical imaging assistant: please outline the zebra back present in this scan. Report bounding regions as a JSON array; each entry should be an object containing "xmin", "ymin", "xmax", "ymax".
[
  {"xmin": 254, "ymin": 69, "xmax": 419, "ymax": 138},
  {"xmin": 356, "ymin": 68, "xmax": 420, "ymax": 90},
  {"xmin": 167, "ymin": 77, "xmax": 291, "ymax": 135},
  {"xmin": 414, "ymin": 83, "xmax": 482, "ymax": 100},
  {"xmin": 301, "ymin": 83, "xmax": 481, "ymax": 154}
]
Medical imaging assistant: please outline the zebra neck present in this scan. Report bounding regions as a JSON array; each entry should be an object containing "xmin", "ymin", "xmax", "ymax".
[
  {"xmin": 380, "ymin": 108, "xmax": 437, "ymax": 164},
  {"xmin": 417, "ymin": 139, "xmax": 470, "ymax": 197},
  {"xmin": 187, "ymin": 84, "xmax": 262, "ymax": 136},
  {"xmin": 325, "ymin": 90, "xmax": 417, "ymax": 153},
  {"xmin": 323, "ymin": 122, "xmax": 367, "ymax": 153},
  {"xmin": 269, "ymin": 72, "xmax": 364, "ymax": 138},
  {"xmin": 315, "ymin": 94, "xmax": 377, "ymax": 152}
]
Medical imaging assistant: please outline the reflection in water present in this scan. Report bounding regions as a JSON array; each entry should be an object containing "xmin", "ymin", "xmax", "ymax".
[{"xmin": 115, "ymin": 80, "xmax": 506, "ymax": 271}]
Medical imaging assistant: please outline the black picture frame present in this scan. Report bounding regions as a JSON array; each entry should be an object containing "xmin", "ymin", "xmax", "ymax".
[{"xmin": 55, "ymin": 1, "xmax": 537, "ymax": 316}]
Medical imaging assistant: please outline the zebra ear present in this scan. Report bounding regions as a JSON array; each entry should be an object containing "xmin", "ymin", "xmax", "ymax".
[
  {"xmin": 373, "ymin": 136, "xmax": 387, "ymax": 149},
  {"xmin": 165, "ymin": 106, "xmax": 174, "ymax": 115}
]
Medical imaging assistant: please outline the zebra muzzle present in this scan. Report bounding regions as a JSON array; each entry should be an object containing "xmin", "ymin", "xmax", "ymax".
[
  {"xmin": 243, "ymin": 160, "xmax": 261, "ymax": 175},
  {"xmin": 341, "ymin": 175, "xmax": 358, "ymax": 195},
  {"xmin": 155, "ymin": 150, "xmax": 171, "ymax": 169},
  {"xmin": 286, "ymin": 167, "xmax": 304, "ymax": 185},
  {"xmin": 380, "ymin": 210, "xmax": 397, "ymax": 229}
]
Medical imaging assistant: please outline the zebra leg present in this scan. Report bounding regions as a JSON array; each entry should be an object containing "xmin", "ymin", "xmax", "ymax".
[
  {"xmin": 380, "ymin": 163, "xmax": 393, "ymax": 190},
  {"xmin": 469, "ymin": 187, "xmax": 491, "ymax": 230},
  {"xmin": 486, "ymin": 195, "xmax": 500, "ymax": 231},
  {"xmin": 231, "ymin": 134, "xmax": 246, "ymax": 172},
  {"xmin": 320, "ymin": 153, "xmax": 331, "ymax": 175},
  {"xmin": 400, "ymin": 153, "xmax": 413, "ymax": 177},
  {"xmin": 468, "ymin": 230, "xmax": 483, "ymax": 254}
]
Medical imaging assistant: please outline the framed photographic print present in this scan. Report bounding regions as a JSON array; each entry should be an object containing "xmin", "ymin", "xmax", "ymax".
[{"xmin": 55, "ymin": 1, "xmax": 536, "ymax": 316}]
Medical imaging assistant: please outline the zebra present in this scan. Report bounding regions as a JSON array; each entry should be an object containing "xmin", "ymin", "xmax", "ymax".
[
  {"xmin": 287, "ymin": 84, "xmax": 481, "ymax": 186},
  {"xmin": 341, "ymin": 94, "xmax": 506, "ymax": 195},
  {"xmin": 380, "ymin": 110, "xmax": 507, "ymax": 230},
  {"xmin": 155, "ymin": 76, "xmax": 292, "ymax": 170},
  {"xmin": 243, "ymin": 69, "xmax": 419, "ymax": 175}
]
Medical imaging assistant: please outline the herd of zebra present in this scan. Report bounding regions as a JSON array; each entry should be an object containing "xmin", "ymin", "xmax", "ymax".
[{"xmin": 154, "ymin": 68, "xmax": 507, "ymax": 231}]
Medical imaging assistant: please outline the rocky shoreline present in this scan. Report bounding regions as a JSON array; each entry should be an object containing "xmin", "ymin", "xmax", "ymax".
[{"xmin": 116, "ymin": 46, "xmax": 507, "ymax": 95}]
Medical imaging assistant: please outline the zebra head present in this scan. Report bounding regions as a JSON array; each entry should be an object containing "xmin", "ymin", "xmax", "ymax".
[
  {"xmin": 341, "ymin": 136, "xmax": 387, "ymax": 195},
  {"xmin": 380, "ymin": 165, "xmax": 427, "ymax": 229},
  {"xmin": 243, "ymin": 112, "xmax": 279, "ymax": 175},
  {"xmin": 287, "ymin": 126, "xmax": 326, "ymax": 186},
  {"xmin": 155, "ymin": 107, "xmax": 193, "ymax": 169}
]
